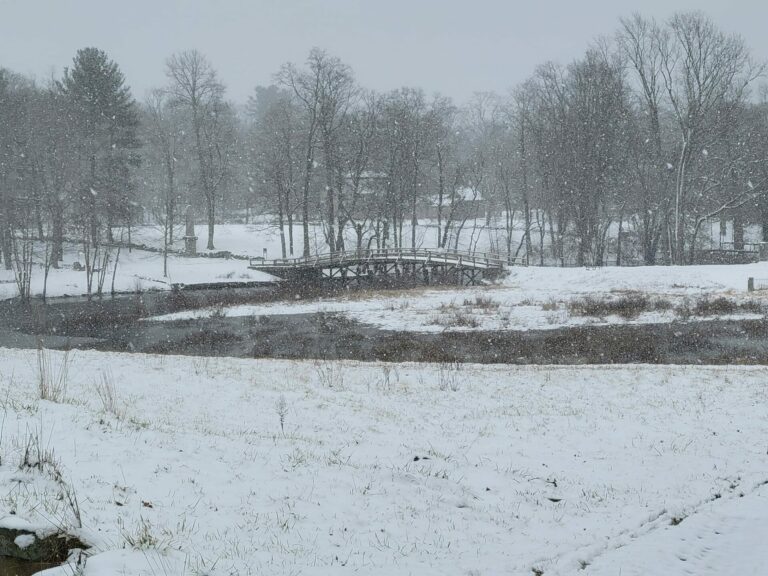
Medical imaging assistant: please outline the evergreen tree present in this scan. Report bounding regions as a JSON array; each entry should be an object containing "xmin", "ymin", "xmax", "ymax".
[{"xmin": 59, "ymin": 47, "xmax": 140, "ymax": 245}]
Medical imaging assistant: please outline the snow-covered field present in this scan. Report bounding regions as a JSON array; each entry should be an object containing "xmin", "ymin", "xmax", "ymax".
[
  {"xmin": 0, "ymin": 349, "xmax": 766, "ymax": 575},
  {"xmin": 0, "ymin": 243, "xmax": 274, "ymax": 301},
  {"xmin": 124, "ymin": 220, "xmax": 765, "ymax": 260},
  {"xmin": 0, "ymin": 221, "xmax": 442, "ymax": 301},
  {"xmin": 123, "ymin": 221, "xmax": 503, "ymax": 258},
  {"xmin": 4, "ymin": 225, "xmax": 766, "ymax": 343},
  {"xmin": 2, "ymin": 222, "xmax": 765, "ymax": 308},
  {"xmin": 151, "ymin": 262, "xmax": 768, "ymax": 332}
]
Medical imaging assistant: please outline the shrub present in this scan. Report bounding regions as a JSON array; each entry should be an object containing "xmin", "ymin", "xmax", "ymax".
[
  {"xmin": 209, "ymin": 304, "xmax": 227, "ymax": 318},
  {"xmin": 684, "ymin": 296, "xmax": 762, "ymax": 317},
  {"xmin": 437, "ymin": 362, "xmax": 461, "ymax": 392},
  {"xmin": 429, "ymin": 309, "xmax": 480, "ymax": 328},
  {"xmin": 463, "ymin": 295, "xmax": 500, "ymax": 310},
  {"xmin": 567, "ymin": 294, "xmax": 672, "ymax": 321},
  {"xmin": 675, "ymin": 299, "xmax": 692, "ymax": 321},
  {"xmin": 120, "ymin": 516, "xmax": 175, "ymax": 551},
  {"xmin": 313, "ymin": 359, "xmax": 345, "ymax": 389},
  {"xmin": 37, "ymin": 344, "xmax": 71, "ymax": 402},
  {"xmin": 693, "ymin": 296, "xmax": 737, "ymax": 316},
  {"xmin": 540, "ymin": 298, "xmax": 559, "ymax": 311},
  {"xmin": 275, "ymin": 394, "xmax": 288, "ymax": 435},
  {"xmin": 15, "ymin": 425, "xmax": 83, "ymax": 530},
  {"xmin": 95, "ymin": 370, "xmax": 126, "ymax": 420}
]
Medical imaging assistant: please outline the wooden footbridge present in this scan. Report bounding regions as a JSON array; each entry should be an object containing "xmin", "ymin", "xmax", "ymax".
[{"xmin": 249, "ymin": 248, "xmax": 516, "ymax": 287}]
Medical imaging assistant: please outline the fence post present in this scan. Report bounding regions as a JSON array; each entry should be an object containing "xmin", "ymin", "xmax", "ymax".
[{"xmin": 748, "ymin": 277, "xmax": 755, "ymax": 292}]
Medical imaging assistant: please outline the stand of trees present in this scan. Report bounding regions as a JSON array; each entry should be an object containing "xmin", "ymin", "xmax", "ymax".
[
  {"xmin": 2, "ymin": 11, "xmax": 768, "ymax": 298},
  {"xmin": 250, "ymin": 13, "xmax": 768, "ymax": 265}
]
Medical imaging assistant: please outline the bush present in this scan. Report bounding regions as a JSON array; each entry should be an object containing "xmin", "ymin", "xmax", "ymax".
[
  {"xmin": 683, "ymin": 296, "xmax": 763, "ymax": 317},
  {"xmin": 463, "ymin": 295, "xmax": 500, "ymax": 310},
  {"xmin": 693, "ymin": 296, "xmax": 737, "ymax": 316},
  {"xmin": 568, "ymin": 294, "xmax": 673, "ymax": 321},
  {"xmin": 437, "ymin": 362, "xmax": 461, "ymax": 391},
  {"xmin": 541, "ymin": 298, "xmax": 559, "ymax": 311},
  {"xmin": 429, "ymin": 309, "xmax": 480, "ymax": 328},
  {"xmin": 37, "ymin": 344, "xmax": 71, "ymax": 402},
  {"xmin": 95, "ymin": 370, "xmax": 126, "ymax": 420},
  {"xmin": 209, "ymin": 304, "xmax": 227, "ymax": 318},
  {"xmin": 313, "ymin": 359, "xmax": 345, "ymax": 389}
]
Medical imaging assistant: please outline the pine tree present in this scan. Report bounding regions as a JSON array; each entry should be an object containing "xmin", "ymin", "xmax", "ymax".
[{"xmin": 59, "ymin": 47, "xmax": 140, "ymax": 246}]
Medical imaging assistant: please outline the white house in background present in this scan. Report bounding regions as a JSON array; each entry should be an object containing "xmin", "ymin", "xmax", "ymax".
[
  {"xmin": 423, "ymin": 186, "xmax": 484, "ymax": 219},
  {"xmin": 347, "ymin": 170, "xmax": 388, "ymax": 197}
]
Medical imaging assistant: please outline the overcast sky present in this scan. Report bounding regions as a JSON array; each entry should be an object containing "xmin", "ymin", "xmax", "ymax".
[{"xmin": 1, "ymin": 0, "xmax": 767, "ymax": 104}]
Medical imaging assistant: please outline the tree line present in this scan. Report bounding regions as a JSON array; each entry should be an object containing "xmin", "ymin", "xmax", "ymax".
[{"xmin": 2, "ymin": 11, "xmax": 768, "ymax": 296}]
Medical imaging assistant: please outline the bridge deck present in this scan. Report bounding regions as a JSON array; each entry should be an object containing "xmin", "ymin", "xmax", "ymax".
[{"xmin": 249, "ymin": 248, "xmax": 513, "ymax": 274}]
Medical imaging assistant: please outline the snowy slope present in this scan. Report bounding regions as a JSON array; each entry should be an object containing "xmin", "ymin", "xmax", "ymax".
[{"xmin": 0, "ymin": 349, "xmax": 766, "ymax": 575}]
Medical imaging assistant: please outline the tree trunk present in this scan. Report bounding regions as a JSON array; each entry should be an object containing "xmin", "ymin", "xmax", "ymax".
[
  {"xmin": 519, "ymin": 118, "xmax": 532, "ymax": 260},
  {"xmin": 51, "ymin": 209, "xmax": 64, "ymax": 267},
  {"xmin": 436, "ymin": 146, "xmax": 445, "ymax": 246},
  {"xmin": 673, "ymin": 136, "xmax": 690, "ymax": 265},
  {"xmin": 356, "ymin": 223, "xmax": 364, "ymax": 251},
  {"xmin": 616, "ymin": 213, "xmax": 624, "ymax": 266},
  {"xmin": 733, "ymin": 214, "xmax": 745, "ymax": 251},
  {"xmin": 336, "ymin": 217, "xmax": 346, "ymax": 253},
  {"xmin": 287, "ymin": 211, "xmax": 295, "ymax": 256},
  {"xmin": 277, "ymin": 194, "xmax": 287, "ymax": 258},
  {"xmin": 206, "ymin": 196, "xmax": 215, "ymax": 250},
  {"xmin": 326, "ymin": 184, "xmax": 336, "ymax": 253},
  {"xmin": 689, "ymin": 218, "xmax": 706, "ymax": 264},
  {"xmin": 163, "ymin": 220, "xmax": 169, "ymax": 278},
  {"xmin": 1, "ymin": 227, "xmax": 11, "ymax": 271},
  {"xmin": 302, "ymin": 187, "xmax": 310, "ymax": 257},
  {"xmin": 762, "ymin": 199, "xmax": 768, "ymax": 242}
]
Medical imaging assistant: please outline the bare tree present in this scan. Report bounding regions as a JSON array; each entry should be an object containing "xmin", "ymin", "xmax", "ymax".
[
  {"xmin": 657, "ymin": 12, "xmax": 764, "ymax": 263},
  {"xmin": 249, "ymin": 87, "xmax": 301, "ymax": 258},
  {"xmin": 618, "ymin": 14, "xmax": 676, "ymax": 264},
  {"xmin": 276, "ymin": 48, "xmax": 356, "ymax": 254},
  {"xmin": 377, "ymin": 88, "xmax": 432, "ymax": 249},
  {"xmin": 27, "ymin": 84, "xmax": 79, "ymax": 269},
  {"xmin": 166, "ymin": 50, "xmax": 232, "ymax": 250},
  {"xmin": 336, "ymin": 91, "xmax": 380, "ymax": 252},
  {"xmin": 145, "ymin": 89, "xmax": 184, "ymax": 276},
  {"xmin": 276, "ymin": 51, "xmax": 322, "ymax": 257}
]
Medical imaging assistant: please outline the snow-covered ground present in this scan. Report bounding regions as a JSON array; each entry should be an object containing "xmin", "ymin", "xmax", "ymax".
[
  {"xmin": 123, "ymin": 221, "xmax": 504, "ymax": 258},
  {"xmin": 124, "ymin": 220, "xmax": 765, "ymax": 260},
  {"xmin": 2, "ymin": 221, "xmax": 765, "ymax": 304},
  {"xmin": 0, "ymin": 349, "xmax": 766, "ymax": 575},
  {"xmin": 0, "ymin": 242, "xmax": 275, "ymax": 301},
  {"xmin": 150, "ymin": 262, "xmax": 768, "ymax": 332},
  {"xmin": 126, "ymin": 222, "xmax": 302, "ymax": 258}
]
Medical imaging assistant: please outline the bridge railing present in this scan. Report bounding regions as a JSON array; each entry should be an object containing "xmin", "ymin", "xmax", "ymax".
[{"xmin": 249, "ymin": 247, "xmax": 517, "ymax": 269}]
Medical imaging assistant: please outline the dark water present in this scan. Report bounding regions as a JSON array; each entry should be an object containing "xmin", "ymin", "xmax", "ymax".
[
  {"xmin": 0, "ymin": 558, "xmax": 57, "ymax": 576},
  {"xmin": 3, "ymin": 293, "xmax": 768, "ymax": 364},
  {"xmin": 128, "ymin": 315, "xmax": 768, "ymax": 364}
]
